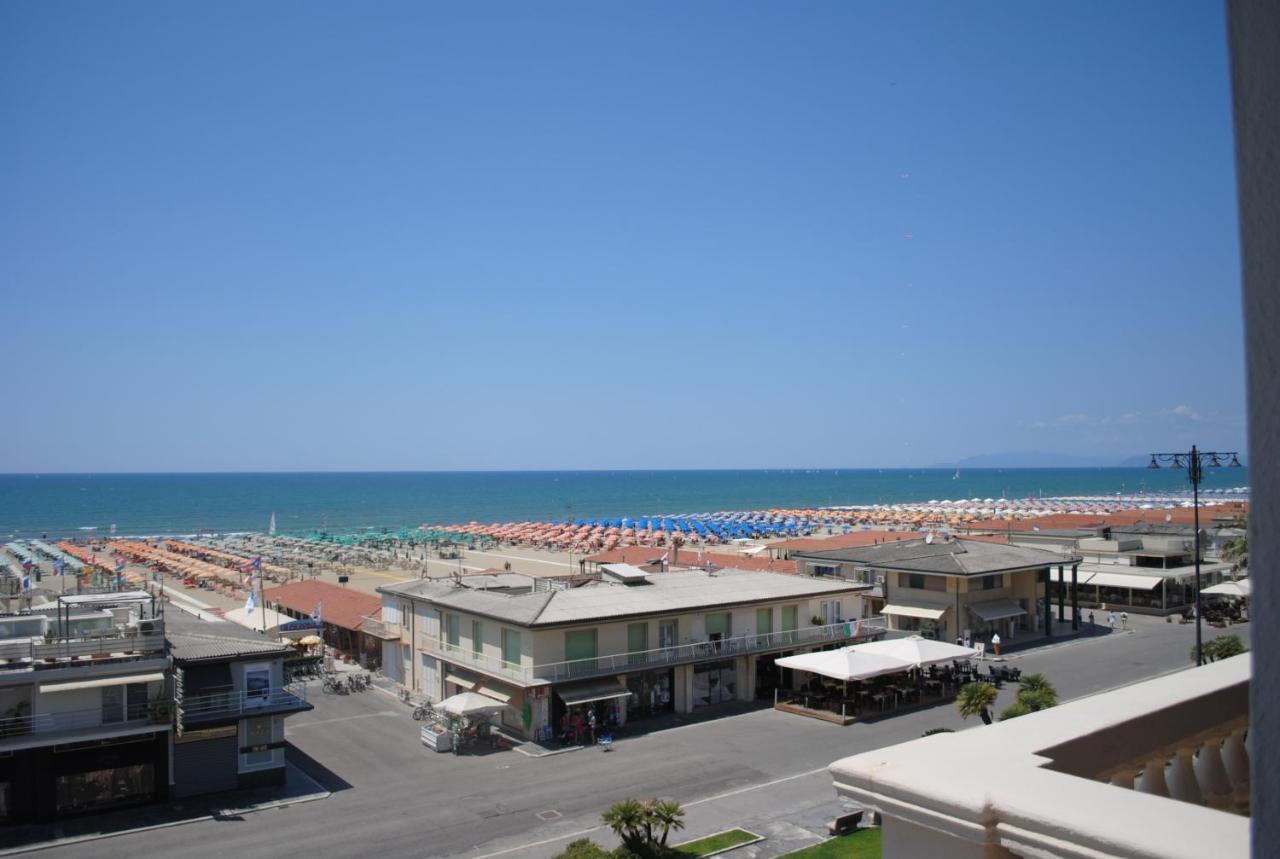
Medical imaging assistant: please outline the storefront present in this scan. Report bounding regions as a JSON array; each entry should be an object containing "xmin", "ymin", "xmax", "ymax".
[
  {"xmin": 967, "ymin": 599, "xmax": 1028, "ymax": 641},
  {"xmin": 624, "ymin": 668, "xmax": 674, "ymax": 720},
  {"xmin": 692, "ymin": 660, "xmax": 737, "ymax": 709},
  {"xmin": 551, "ymin": 678, "xmax": 631, "ymax": 745}
]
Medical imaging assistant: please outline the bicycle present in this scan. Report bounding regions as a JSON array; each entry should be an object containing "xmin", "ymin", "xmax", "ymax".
[
  {"xmin": 412, "ymin": 701, "xmax": 434, "ymax": 721},
  {"xmin": 322, "ymin": 674, "xmax": 340, "ymax": 694}
]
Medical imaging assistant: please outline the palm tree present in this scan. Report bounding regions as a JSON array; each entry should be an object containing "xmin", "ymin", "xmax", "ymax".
[
  {"xmin": 601, "ymin": 799, "xmax": 646, "ymax": 851},
  {"xmin": 1018, "ymin": 674, "xmax": 1058, "ymax": 708},
  {"xmin": 956, "ymin": 681, "xmax": 998, "ymax": 725},
  {"xmin": 646, "ymin": 799, "xmax": 686, "ymax": 847},
  {"xmin": 1223, "ymin": 532, "xmax": 1248, "ymax": 571}
]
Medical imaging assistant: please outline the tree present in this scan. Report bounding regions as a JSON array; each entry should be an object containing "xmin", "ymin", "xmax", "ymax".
[
  {"xmin": 1016, "ymin": 688, "xmax": 1057, "ymax": 713},
  {"xmin": 1017, "ymin": 674, "xmax": 1058, "ymax": 709},
  {"xmin": 645, "ymin": 799, "xmax": 686, "ymax": 848},
  {"xmin": 602, "ymin": 799, "xmax": 647, "ymax": 853},
  {"xmin": 956, "ymin": 681, "xmax": 998, "ymax": 725},
  {"xmin": 999, "ymin": 701, "xmax": 1031, "ymax": 721},
  {"xmin": 1199, "ymin": 634, "xmax": 1248, "ymax": 663},
  {"xmin": 1222, "ymin": 532, "xmax": 1248, "ymax": 570}
]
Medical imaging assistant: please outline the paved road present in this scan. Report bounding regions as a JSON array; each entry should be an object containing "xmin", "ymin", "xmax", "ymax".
[{"xmin": 45, "ymin": 614, "xmax": 1247, "ymax": 859}]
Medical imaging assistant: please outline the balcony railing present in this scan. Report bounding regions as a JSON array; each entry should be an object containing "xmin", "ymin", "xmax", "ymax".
[
  {"xmin": 0, "ymin": 625, "xmax": 166, "ymax": 672},
  {"xmin": 0, "ymin": 700, "xmax": 170, "ymax": 745},
  {"xmin": 359, "ymin": 616, "xmax": 401, "ymax": 640},
  {"xmin": 179, "ymin": 683, "xmax": 310, "ymax": 722},
  {"xmin": 420, "ymin": 618, "xmax": 887, "ymax": 686}
]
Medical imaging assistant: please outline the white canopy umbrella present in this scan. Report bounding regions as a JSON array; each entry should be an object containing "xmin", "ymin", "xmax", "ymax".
[
  {"xmin": 438, "ymin": 691, "xmax": 507, "ymax": 718},
  {"xmin": 1202, "ymin": 579, "xmax": 1251, "ymax": 598},
  {"xmin": 774, "ymin": 649, "xmax": 913, "ymax": 682},
  {"xmin": 852, "ymin": 635, "xmax": 978, "ymax": 668}
]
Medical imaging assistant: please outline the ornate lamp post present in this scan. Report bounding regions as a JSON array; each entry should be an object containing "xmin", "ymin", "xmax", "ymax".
[{"xmin": 1147, "ymin": 446, "xmax": 1243, "ymax": 665}]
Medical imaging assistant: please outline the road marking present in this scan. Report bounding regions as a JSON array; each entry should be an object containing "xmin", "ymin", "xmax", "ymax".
[
  {"xmin": 286, "ymin": 711, "xmax": 399, "ymax": 733},
  {"xmin": 535, "ymin": 809, "xmax": 562, "ymax": 821},
  {"xmin": 683, "ymin": 767, "xmax": 829, "ymax": 808},
  {"xmin": 466, "ymin": 825, "xmax": 603, "ymax": 859}
]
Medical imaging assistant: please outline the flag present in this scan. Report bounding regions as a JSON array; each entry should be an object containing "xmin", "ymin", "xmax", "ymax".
[
  {"xmin": 115, "ymin": 561, "xmax": 127, "ymax": 574},
  {"xmin": 851, "ymin": 619, "xmax": 861, "ymax": 638},
  {"xmin": 245, "ymin": 588, "xmax": 256, "ymax": 613},
  {"xmin": 21, "ymin": 575, "xmax": 31, "ymax": 590},
  {"xmin": 53, "ymin": 559, "xmax": 64, "ymax": 576},
  {"xmin": 311, "ymin": 602, "xmax": 322, "ymax": 622}
]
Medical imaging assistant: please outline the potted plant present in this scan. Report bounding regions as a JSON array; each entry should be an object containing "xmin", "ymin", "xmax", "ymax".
[{"xmin": 811, "ymin": 615, "xmax": 824, "ymax": 626}]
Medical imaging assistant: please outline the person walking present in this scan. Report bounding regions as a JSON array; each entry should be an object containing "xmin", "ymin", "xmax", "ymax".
[
  {"xmin": 1120, "ymin": 611, "xmax": 1129, "ymax": 629},
  {"xmin": 1108, "ymin": 611, "xmax": 1117, "ymax": 631},
  {"xmin": 1088, "ymin": 610, "xmax": 1096, "ymax": 627}
]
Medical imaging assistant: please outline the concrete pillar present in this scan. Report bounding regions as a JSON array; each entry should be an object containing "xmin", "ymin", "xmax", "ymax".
[
  {"xmin": 1166, "ymin": 749, "xmax": 1203, "ymax": 805},
  {"xmin": 1136, "ymin": 759, "xmax": 1170, "ymax": 797},
  {"xmin": 1109, "ymin": 770, "xmax": 1135, "ymax": 790},
  {"xmin": 1222, "ymin": 727, "xmax": 1251, "ymax": 795},
  {"xmin": 1071, "ymin": 564, "xmax": 1080, "ymax": 630},
  {"xmin": 1194, "ymin": 739, "xmax": 1236, "ymax": 810},
  {"xmin": 1057, "ymin": 565, "xmax": 1065, "ymax": 623},
  {"xmin": 1042, "ymin": 569, "xmax": 1052, "ymax": 637}
]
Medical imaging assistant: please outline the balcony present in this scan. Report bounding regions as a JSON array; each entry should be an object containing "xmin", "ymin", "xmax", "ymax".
[
  {"xmin": 0, "ymin": 624, "xmax": 167, "ymax": 673},
  {"xmin": 0, "ymin": 700, "xmax": 171, "ymax": 750},
  {"xmin": 359, "ymin": 616, "xmax": 401, "ymax": 641},
  {"xmin": 419, "ymin": 618, "xmax": 887, "ymax": 686},
  {"xmin": 178, "ymin": 683, "xmax": 311, "ymax": 726},
  {"xmin": 829, "ymin": 654, "xmax": 1250, "ymax": 858}
]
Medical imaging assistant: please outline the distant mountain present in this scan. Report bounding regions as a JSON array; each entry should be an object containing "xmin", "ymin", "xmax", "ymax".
[{"xmin": 932, "ymin": 452, "xmax": 1134, "ymax": 468}]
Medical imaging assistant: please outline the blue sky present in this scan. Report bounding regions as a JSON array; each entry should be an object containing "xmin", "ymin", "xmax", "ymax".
[{"xmin": 0, "ymin": 2, "xmax": 1245, "ymax": 471}]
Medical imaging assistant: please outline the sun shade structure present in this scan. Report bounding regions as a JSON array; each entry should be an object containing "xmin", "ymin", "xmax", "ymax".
[
  {"xmin": 1202, "ymin": 579, "xmax": 1251, "ymax": 597},
  {"xmin": 880, "ymin": 604, "xmax": 947, "ymax": 620},
  {"xmin": 439, "ymin": 691, "xmax": 508, "ymax": 717},
  {"xmin": 850, "ymin": 635, "xmax": 978, "ymax": 668},
  {"xmin": 774, "ymin": 649, "xmax": 917, "ymax": 682}
]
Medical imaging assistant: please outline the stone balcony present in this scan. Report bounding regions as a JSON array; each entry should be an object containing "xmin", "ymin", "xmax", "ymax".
[{"xmin": 829, "ymin": 654, "xmax": 1251, "ymax": 858}]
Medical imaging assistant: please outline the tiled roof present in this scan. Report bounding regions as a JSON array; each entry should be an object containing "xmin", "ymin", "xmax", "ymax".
[
  {"xmin": 773, "ymin": 531, "xmax": 921, "ymax": 553},
  {"xmin": 263, "ymin": 579, "xmax": 381, "ymax": 631},
  {"xmin": 384, "ymin": 568, "xmax": 867, "ymax": 628},
  {"xmin": 169, "ymin": 631, "xmax": 292, "ymax": 663},
  {"xmin": 583, "ymin": 545, "xmax": 798, "ymax": 574},
  {"xmin": 798, "ymin": 538, "xmax": 1077, "ymax": 576}
]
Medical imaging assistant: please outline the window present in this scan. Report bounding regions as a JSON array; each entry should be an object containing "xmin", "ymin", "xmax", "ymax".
[
  {"xmin": 627, "ymin": 623, "xmax": 648, "ymax": 664},
  {"xmin": 501, "ymin": 628, "xmax": 521, "ymax": 668},
  {"xmin": 756, "ymin": 607, "xmax": 773, "ymax": 636},
  {"xmin": 241, "ymin": 716, "xmax": 277, "ymax": 769},
  {"xmin": 55, "ymin": 764, "xmax": 154, "ymax": 813},
  {"xmin": 981, "ymin": 574, "xmax": 1004, "ymax": 590},
  {"xmin": 781, "ymin": 605, "xmax": 798, "ymax": 631},
  {"xmin": 101, "ymin": 682, "xmax": 150, "ymax": 724},
  {"xmin": 905, "ymin": 573, "xmax": 945, "ymax": 591},
  {"xmin": 820, "ymin": 600, "xmax": 840, "ymax": 624},
  {"xmin": 704, "ymin": 612, "xmax": 731, "ymax": 641},
  {"xmin": 658, "ymin": 619, "xmax": 678, "ymax": 649},
  {"xmin": 402, "ymin": 643, "xmax": 410, "ymax": 661},
  {"xmin": 812, "ymin": 564, "xmax": 838, "ymax": 577},
  {"xmin": 244, "ymin": 663, "xmax": 271, "ymax": 707},
  {"xmin": 444, "ymin": 614, "xmax": 460, "ymax": 647},
  {"xmin": 564, "ymin": 629, "xmax": 597, "ymax": 673},
  {"xmin": 471, "ymin": 620, "xmax": 483, "ymax": 656}
]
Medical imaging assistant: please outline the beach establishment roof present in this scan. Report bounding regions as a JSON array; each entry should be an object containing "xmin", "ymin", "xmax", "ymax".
[
  {"xmin": 1201, "ymin": 579, "xmax": 1251, "ymax": 597},
  {"xmin": 853, "ymin": 636, "xmax": 978, "ymax": 668},
  {"xmin": 263, "ymin": 580, "xmax": 380, "ymax": 631},
  {"xmin": 58, "ymin": 591, "xmax": 152, "ymax": 607},
  {"xmin": 439, "ymin": 691, "xmax": 508, "ymax": 717},
  {"xmin": 796, "ymin": 539, "xmax": 1079, "ymax": 576},
  {"xmin": 380, "ymin": 568, "xmax": 869, "ymax": 628},
  {"xmin": 881, "ymin": 604, "xmax": 947, "ymax": 621},
  {"xmin": 775, "ymin": 649, "xmax": 915, "ymax": 682},
  {"xmin": 776, "ymin": 636, "xmax": 977, "ymax": 682},
  {"xmin": 223, "ymin": 606, "xmax": 294, "ymax": 633}
]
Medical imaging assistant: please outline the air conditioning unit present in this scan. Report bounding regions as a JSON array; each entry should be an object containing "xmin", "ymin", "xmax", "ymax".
[{"xmin": 136, "ymin": 619, "xmax": 160, "ymax": 635}]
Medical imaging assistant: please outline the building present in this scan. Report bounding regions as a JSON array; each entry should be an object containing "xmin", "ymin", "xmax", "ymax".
[
  {"xmin": 791, "ymin": 538, "xmax": 1081, "ymax": 646},
  {"xmin": 377, "ymin": 567, "xmax": 874, "ymax": 740},
  {"xmin": 168, "ymin": 613, "xmax": 312, "ymax": 797},
  {"xmin": 1009, "ymin": 524, "xmax": 1236, "ymax": 614},
  {"xmin": 263, "ymin": 579, "xmax": 390, "ymax": 667},
  {"xmin": 0, "ymin": 592, "xmax": 170, "ymax": 825},
  {"xmin": 829, "ymin": 654, "xmax": 1250, "ymax": 858}
]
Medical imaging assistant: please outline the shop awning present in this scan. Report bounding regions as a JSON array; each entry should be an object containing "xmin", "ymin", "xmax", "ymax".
[
  {"xmin": 475, "ymin": 683, "xmax": 512, "ymax": 704},
  {"xmin": 968, "ymin": 600, "xmax": 1027, "ymax": 622},
  {"xmin": 444, "ymin": 673, "xmax": 476, "ymax": 691},
  {"xmin": 1083, "ymin": 572, "xmax": 1164, "ymax": 591},
  {"xmin": 41, "ymin": 671, "xmax": 166, "ymax": 694},
  {"xmin": 880, "ymin": 604, "xmax": 947, "ymax": 621},
  {"xmin": 556, "ymin": 679, "xmax": 631, "ymax": 707}
]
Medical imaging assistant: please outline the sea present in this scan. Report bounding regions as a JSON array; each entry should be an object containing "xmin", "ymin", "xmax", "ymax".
[{"xmin": 0, "ymin": 468, "xmax": 1249, "ymax": 541}]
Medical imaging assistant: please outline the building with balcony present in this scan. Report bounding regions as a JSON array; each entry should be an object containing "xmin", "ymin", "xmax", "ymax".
[
  {"xmin": 828, "ymin": 654, "xmax": 1250, "ymax": 858},
  {"xmin": 0, "ymin": 592, "xmax": 170, "ymax": 825},
  {"xmin": 377, "ymin": 567, "xmax": 875, "ymax": 741},
  {"xmin": 791, "ymin": 538, "xmax": 1082, "ymax": 646},
  {"xmin": 168, "ymin": 613, "xmax": 312, "ymax": 798}
]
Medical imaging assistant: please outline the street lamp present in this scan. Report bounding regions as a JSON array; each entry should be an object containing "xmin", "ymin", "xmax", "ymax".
[{"xmin": 1147, "ymin": 445, "xmax": 1243, "ymax": 665}]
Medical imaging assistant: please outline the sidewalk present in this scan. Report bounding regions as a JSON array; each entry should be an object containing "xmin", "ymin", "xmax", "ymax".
[{"xmin": 0, "ymin": 761, "xmax": 330, "ymax": 856}]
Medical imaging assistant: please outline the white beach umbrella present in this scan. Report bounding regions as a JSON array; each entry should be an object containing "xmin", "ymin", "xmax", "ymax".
[
  {"xmin": 852, "ymin": 635, "xmax": 978, "ymax": 668},
  {"xmin": 439, "ymin": 692, "xmax": 507, "ymax": 717},
  {"xmin": 774, "ymin": 649, "xmax": 913, "ymax": 681},
  {"xmin": 1201, "ymin": 579, "xmax": 1251, "ymax": 598}
]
